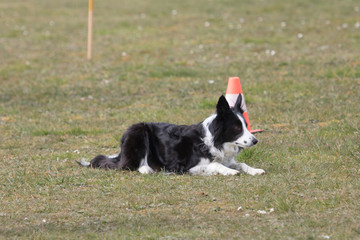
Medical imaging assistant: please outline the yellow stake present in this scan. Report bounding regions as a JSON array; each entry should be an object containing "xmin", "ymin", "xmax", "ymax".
[{"xmin": 87, "ymin": 0, "xmax": 93, "ymax": 60}]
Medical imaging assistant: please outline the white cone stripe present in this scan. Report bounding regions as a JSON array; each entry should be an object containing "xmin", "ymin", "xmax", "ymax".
[
  {"xmin": 225, "ymin": 93, "xmax": 248, "ymax": 113},
  {"xmin": 240, "ymin": 94, "xmax": 248, "ymax": 113},
  {"xmin": 225, "ymin": 94, "xmax": 238, "ymax": 108}
]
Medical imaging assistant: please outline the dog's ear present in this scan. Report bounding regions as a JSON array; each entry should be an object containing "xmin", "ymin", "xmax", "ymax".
[
  {"xmin": 216, "ymin": 95, "xmax": 231, "ymax": 116},
  {"xmin": 234, "ymin": 94, "xmax": 245, "ymax": 114}
]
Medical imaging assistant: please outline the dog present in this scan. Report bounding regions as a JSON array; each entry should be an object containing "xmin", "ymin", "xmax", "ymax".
[{"xmin": 78, "ymin": 95, "xmax": 265, "ymax": 176}]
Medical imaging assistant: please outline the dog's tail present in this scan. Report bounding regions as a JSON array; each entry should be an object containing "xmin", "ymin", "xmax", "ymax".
[{"xmin": 77, "ymin": 154, "xmax": 121, "ymax": 170}]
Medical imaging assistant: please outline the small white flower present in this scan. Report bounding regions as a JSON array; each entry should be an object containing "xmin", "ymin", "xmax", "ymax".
[
  {"xmin": 208, "ymin": 80, "xmax": 214, "ymax": 84},
  {"xmin": 245, "ymin": 213, "xmax": 250, "ymax": 217},
  {"xmin": 318, "ymin": 45, "xmax": 329, "ymax": 51},
  {"xmin": 24, "ymin": 217, "xmax": 29, "ymax": 221},
  {"xmin": 204, "ymin": 21, "xmax": 210, "ymax": 27},
  {"xmin": 257, "ymin": 210, "xmax": 267, "ymax": 214},
  {"xmin": 237, "ymin": 206, "xmax": 242, "ymax": 211},
  {"xmin": 73, "ymin": 150, "xmax": 80, "ymax": 154},
  {"xmin": 101, "ymin": 79, "xmax": 110, "ymax": 85},
  {"xmin": 256, "ymin": 208, "xmax": 274, "ymax": 214},
  {"xmin": 171, "ymin": 10, "xmax": 177, "ymax": 16},
  {"xmin": 321, "ymin": 235, "xmax": 330, "ymax": 239},
  {"xmin": 354, "ymin": 22, "xmax": 360, "ymax": 29},
  {"xmin": 297, "ymin": 33, "xmax": 303, "ymax": 39},
  {"xmin": 42, "ymin": 219, "xmax": 46, "ymax": 223},
  {"xmin": 265, "ymin": 50, "xmax": 276, "ymax": 56},
  {"xmin": 121, "ymin": 51, "xmax": 127, "ymax": 57},
  {"xmin": 281, "ymin": 21, "xmax": 286, "ymax": 27}
]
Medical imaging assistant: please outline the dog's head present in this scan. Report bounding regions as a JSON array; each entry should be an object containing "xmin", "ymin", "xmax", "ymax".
[{"xmin": 208, "ymin": 95, "xmax": 258, "ymax": 154}]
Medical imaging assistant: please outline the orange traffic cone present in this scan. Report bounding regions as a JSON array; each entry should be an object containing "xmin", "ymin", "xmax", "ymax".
[{"xmin": 225, "ymin": 77, "xmax": 263, "ymax": 133}]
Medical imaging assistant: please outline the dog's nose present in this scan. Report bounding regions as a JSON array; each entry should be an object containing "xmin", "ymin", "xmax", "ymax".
[{"xmin": 252, "ymin": 138, "xmax": 258, "ymax": 145}]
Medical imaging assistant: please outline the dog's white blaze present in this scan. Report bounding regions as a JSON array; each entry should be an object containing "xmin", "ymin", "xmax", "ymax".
[
  {"xmin": 138, "ymin": 155, "xmax": 154, "ymax": 174},
  {"xmin": 234, "ymin": 114, "xmax": 257, "ymax": 148}
]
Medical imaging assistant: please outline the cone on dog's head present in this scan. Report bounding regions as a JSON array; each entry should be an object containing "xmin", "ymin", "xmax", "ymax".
[{"xmin": 225, "ymin": 77, "xmax": 263, "ymax": 134}]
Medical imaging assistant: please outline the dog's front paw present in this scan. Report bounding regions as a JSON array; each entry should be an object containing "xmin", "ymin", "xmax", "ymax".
[
  {"xmin": 248, "ymin": 168, "xmax": 265, "ymax": 176},
  {"xmin": 223, "ymin": 169, "xmax": 240, "ymax": 176}
]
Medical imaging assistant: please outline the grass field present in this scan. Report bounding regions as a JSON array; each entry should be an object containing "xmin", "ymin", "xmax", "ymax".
[{"xmin": 1, "ymin": 0, "xmax": 359, "ymax": 239}]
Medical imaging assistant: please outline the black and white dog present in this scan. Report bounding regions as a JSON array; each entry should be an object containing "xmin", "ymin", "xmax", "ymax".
[{"xmin": 79, "ymin": 95, "xmax": 265, "ymax": 176}]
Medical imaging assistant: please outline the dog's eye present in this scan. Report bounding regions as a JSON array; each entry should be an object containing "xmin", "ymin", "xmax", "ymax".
[{"xmin": 233, "ymin": 125, "xmax": 242, "ymax": 131}]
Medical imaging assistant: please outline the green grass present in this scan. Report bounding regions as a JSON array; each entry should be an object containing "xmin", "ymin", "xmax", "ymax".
[{"xmin": 1, "ymin": 0, "xmax": 359, "ymax": 239}]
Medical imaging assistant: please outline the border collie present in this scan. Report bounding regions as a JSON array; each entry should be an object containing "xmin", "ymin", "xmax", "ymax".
[{"xmin": 78, "ymin": 95, "xmax": 265, "ymax": 176}]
